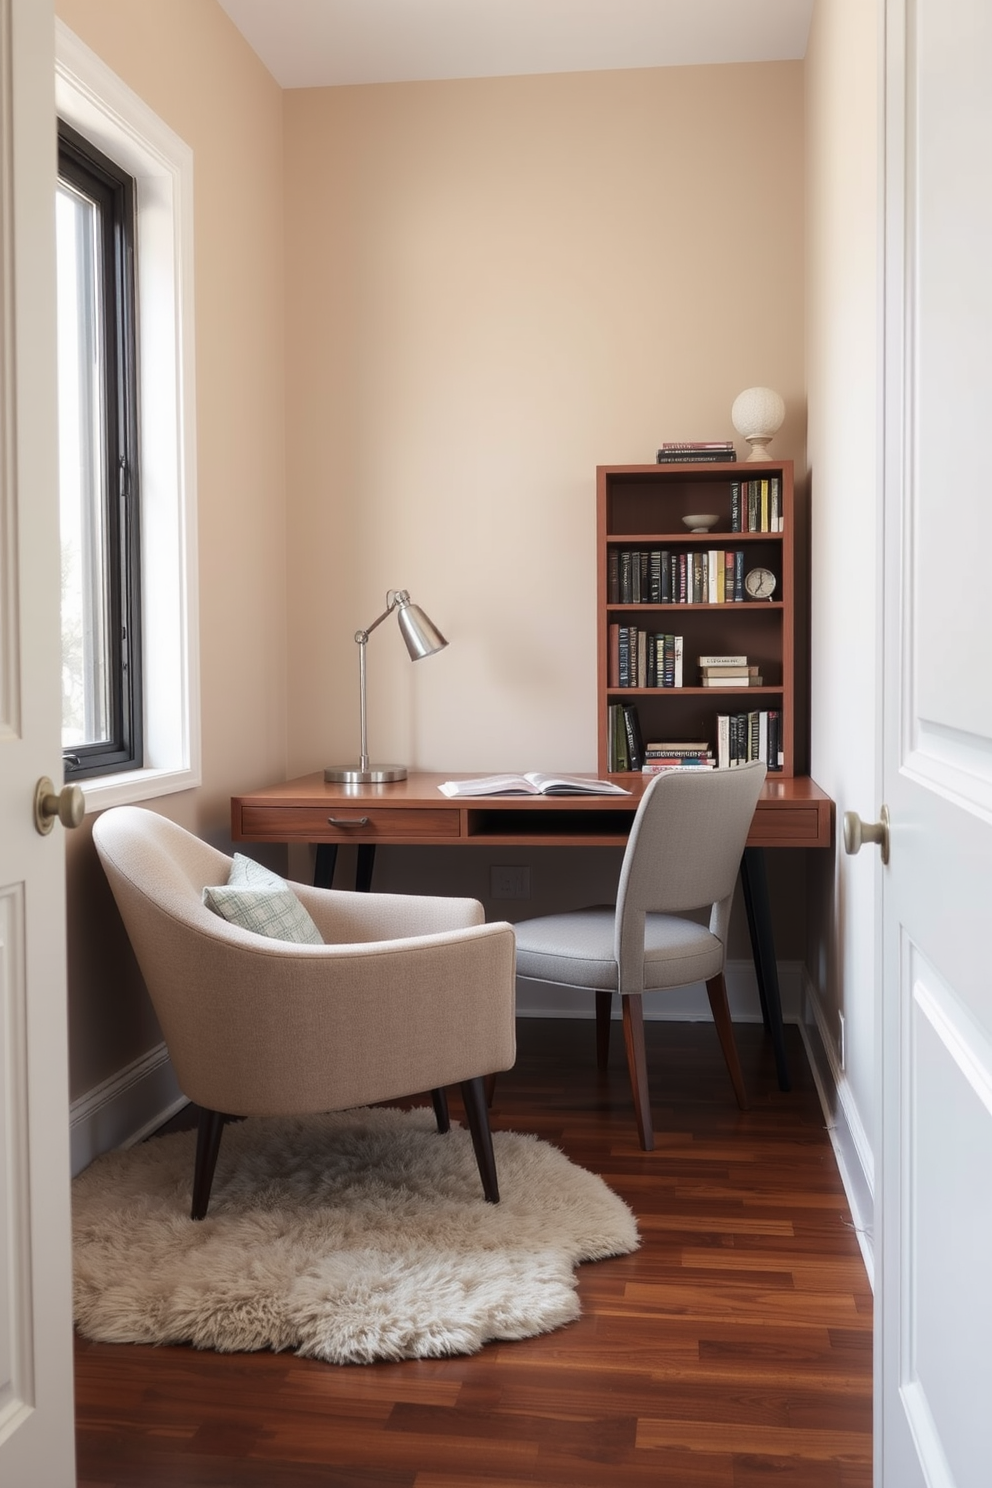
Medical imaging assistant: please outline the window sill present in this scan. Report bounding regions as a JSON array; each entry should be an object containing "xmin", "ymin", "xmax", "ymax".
[{"xmin": 79, "ymin": 764, "xmax": 201, "ymax": 814}]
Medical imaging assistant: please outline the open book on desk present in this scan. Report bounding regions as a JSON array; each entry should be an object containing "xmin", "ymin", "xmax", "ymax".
[{"xmin": 438, "ymin": 773, "xmax": 630, "ymax": 798}]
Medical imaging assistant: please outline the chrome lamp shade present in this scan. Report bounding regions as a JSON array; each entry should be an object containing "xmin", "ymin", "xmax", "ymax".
[{"xmin": 324, "ymin": 589, "xmax": 447, "ymax": 785}]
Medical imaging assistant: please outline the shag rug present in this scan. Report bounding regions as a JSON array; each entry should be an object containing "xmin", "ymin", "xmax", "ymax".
[{"xmin": 72, "ymin": 1105, "xmax": 639, "ymax": 1365}]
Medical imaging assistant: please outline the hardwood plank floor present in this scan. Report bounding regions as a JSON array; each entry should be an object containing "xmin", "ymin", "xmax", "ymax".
[{"xmin": 74, "ymin": 1018, "xmax": 873, "ymax": 1487}]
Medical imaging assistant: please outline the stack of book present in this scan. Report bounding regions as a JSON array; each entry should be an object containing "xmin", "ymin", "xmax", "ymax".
[
  {"xmin": 698, "ymin": 654, "xmax": 762, "ymax": 687},
  {"xmin": 656, "ymin": 440, "xmax": 736, "ymax": 465},
  {"xmin": 642, "ymin": 740, "xmax": 715, "ymax": 773}
]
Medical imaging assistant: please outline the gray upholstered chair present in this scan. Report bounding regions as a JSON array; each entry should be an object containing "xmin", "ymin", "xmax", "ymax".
[
  {"xmin": 513, "ymin": 761, "xmax": 767, "ymax": 1150},
  {"xmin": 92, "ymin": 806, "xmax": 516, "ymax": 1218}
]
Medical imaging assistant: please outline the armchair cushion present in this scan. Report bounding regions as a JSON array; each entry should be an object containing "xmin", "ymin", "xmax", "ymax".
[{"xmin": 202, "ymin": 853, "xmax": 323, "ymax": 945}]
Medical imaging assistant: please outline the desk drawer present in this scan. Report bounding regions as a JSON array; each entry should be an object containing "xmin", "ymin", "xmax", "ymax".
[
  {"xmin": 748, "ymin": 806, "xmax": 827, "ymax": 846},
  {"xmin": 238, "ymin": 805, "xmax": 459, "ymax": 842}
]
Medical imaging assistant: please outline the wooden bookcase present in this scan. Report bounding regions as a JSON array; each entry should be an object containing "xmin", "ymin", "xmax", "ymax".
[{"xmin": 597, "ymin": 460, "xmax": 798, "ymax": 777}]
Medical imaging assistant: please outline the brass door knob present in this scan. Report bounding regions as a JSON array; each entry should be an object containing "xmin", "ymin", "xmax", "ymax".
[
  {"xmin": 34, "ymin": 776, "xmax": 85, "ymax": 835},
  {"xmin": 843, "ymin": 805, "xmax": 890, "ymax": 865}
]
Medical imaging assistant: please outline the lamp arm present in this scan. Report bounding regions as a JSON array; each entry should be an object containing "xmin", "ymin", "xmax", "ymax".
[{"xmin": 355, "ymin": 589, "xmax": 406, "ymax": 645}]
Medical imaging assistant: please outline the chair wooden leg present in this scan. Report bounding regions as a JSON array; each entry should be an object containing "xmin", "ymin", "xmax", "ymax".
[
  {"xmin": 431, "ymin": 1087, "xmax": 450, "ymax": 1133},
  {"xmin": 705, "ymin": 972, "xmax": 749, "ymax": 1110},
  {"xmin": 596, "ymin": 990, "xmax": 613, "ymax": 1070},
  {"xmin": 192, "ymin": 1107, "xmax": 226, "ymax": 1221},
  {"xmin": 459, "ymin": 1077, "xmax": 500, "ymax": 1204},
  {"xmin": 620, "ymin": 995, "xmax": 654, "ymax": 1151}
]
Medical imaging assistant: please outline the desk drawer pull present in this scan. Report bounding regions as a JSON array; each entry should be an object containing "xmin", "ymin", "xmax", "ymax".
[{"xmin": 327, "ymin": 815, "xmax": 370, "ymax": 827}]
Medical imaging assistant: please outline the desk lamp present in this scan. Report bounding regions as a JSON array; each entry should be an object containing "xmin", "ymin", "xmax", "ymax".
[{"xmin": 324, "ymin": 589, "xmax": 447, "ymax": 784}]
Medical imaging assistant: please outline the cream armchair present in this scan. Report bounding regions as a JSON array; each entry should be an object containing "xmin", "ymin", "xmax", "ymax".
[{"xmin": 92, "ymin": 806, "xmax": 516, "ymax": 1219}]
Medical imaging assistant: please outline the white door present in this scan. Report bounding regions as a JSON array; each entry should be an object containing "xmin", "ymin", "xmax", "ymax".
[
  {"xmin": 0, "ymin": 0, "xmax": 77, "ymax": 1483},
  {"xmin": 877, "ymin": 2, "xmax": 992, "ymax": 1484}
]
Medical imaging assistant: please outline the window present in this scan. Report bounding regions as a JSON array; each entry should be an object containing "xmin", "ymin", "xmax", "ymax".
[
  {"xmin": 57, "ymin": 121, "xmax": 142, "ymax": 778},
  {"xmin": 56, "ymin": 22, "xmax": 201, "ymax": 809}
]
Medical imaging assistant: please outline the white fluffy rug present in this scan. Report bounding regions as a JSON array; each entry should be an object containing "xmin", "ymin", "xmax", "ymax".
[{"xmin": 72, "ymin": 1105, "xmax": 639, "ymax": 1364}]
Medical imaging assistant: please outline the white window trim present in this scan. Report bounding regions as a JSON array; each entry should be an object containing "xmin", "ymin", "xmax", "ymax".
[{"xmin": 55, "ymin": 22, "xmax": 200, "ymax": 809}]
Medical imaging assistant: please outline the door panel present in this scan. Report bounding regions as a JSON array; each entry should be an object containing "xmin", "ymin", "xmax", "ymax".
[
  {"xmin": 880, "ymin": 2, "xmax": 992, "ymax": 1484},
  {"xmin": 0, "ymin": 0, "xmax": 76, "ymax": 1482},
  {"xmin": 906, "ymin": 946, "xmax": 992, "ymax": 1481}
]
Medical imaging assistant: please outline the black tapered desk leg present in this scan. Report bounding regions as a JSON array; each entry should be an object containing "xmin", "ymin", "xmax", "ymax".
[
  {"xmin": 356, "ymin": 844, "xmax": 376, "ymax": 893},
  {"xmin": 313, "ymin": 843, "xmax": 376, "ymax": 891},
  {"xmin": 740, "ymin": 846, "xmax": 791, "ymax": 1092},
  {"xmin": 313, "ymin": 843, "xmax": 337, "ymax": 889}
]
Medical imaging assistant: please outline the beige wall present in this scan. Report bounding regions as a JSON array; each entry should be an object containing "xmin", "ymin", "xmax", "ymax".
[
  {"xmin": 54, "ymin": 4, "xmax": 810, "ymax": 1102},
  {"xmin": 283, "ymin": 61, "xmax": 809, "ymax": 940},
  {"xmin": 284, "ymin": 64, "xmax": 807, "ymax": 779},
  {"xmin": 56, "ymin": 0, "xmax": 288, "ymax": 1096},
  {"xmin": 805, "ymin": 0, "xmax": 879, "ymax": 1150}
]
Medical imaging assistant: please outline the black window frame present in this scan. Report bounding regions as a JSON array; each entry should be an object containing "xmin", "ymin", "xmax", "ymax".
[{"xmin": 57, "ymin": 119, "xmax": 143, "ymax": 780}]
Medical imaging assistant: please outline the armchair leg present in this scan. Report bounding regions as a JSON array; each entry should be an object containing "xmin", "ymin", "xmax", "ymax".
[
  {"xmin": 705, "ymin": 972, "xmax": 749, "ymax": 1111},
  {"xmin": 192, "ymin": 1107, "xmax": 226, "ymax": 1221},
  {"xmin": 596, "ymin": 990, "xmax": 613, "ymax": 1070},
  {"xmin": 621, "ymin": 995, "xmax": 655, "ymax": 1151},
  {"xmin": 431, "ymin": 1087, "xmax": 450, "ymax": 1133},
  {"xmin": 459, "ymin": 1077, "xmax": 500, "ymax": 1204}
]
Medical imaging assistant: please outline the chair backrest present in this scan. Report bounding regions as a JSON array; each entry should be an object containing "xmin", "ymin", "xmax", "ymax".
[
  {"xmin": 615, "ymin": 762, "xmax": 766, "ymax": 981},
  {"xmin": 93, "ymin": 804, "xmax": 236, "ymax": 938}
]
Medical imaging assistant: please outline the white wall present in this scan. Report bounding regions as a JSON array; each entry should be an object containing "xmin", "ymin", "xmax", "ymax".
[{"xmin": 804, "ymin": 0, "xmax": 881, "ymax": 1268}]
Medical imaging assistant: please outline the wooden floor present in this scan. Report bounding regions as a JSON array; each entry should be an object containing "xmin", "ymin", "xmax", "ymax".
[{"xmin": 74, "ymin": 1018, "xmax": 873, "ymax": 1487}]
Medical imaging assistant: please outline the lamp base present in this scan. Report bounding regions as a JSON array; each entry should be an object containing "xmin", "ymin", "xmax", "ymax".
[
  {"xmin": 323, "ymin": 764, "xmax": 408, "ymax": 784},
  {"xmin": 744, "ymin": 435, "xmax": 775, "ymax": 461}
]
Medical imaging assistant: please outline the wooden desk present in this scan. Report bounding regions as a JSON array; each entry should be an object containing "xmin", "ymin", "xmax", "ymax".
[{"xmin": 231, "ymin": 772, "xmax": 835, "ymax": 1092}]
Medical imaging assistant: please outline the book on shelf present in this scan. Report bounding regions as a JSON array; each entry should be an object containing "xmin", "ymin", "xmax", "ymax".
[
  {"xmin": 699, "ymin": 663, "xmax": 757, "ymax": 677},
  {"xmin": 438, "ymin": 773, "xmax": 630, "ymax": 798},
  {"xmin": 699, "ymin": 662, "xmax": 763, "ymax": 688},
  {"xmin": 608, "ymin": 622, "xmax": 620, "ymax": 686},
  {"xmin": 643, "ymin": 758, "xmax": 715, "ymax": 772},
  {"xmin": 607, "ymin": 549, "xmax": 619, "ymax": 603},
  {"xmin": 607, "ymin": 704, "xmax": 626, "ymax": 771},
  {"xmin": 622, "ymin": 703, "xmax": 645, "ymax": 772},
  {"xmin": 658, "ymin": 440, "xmax": 736, "ymax": 452},
  {"xmin": 698, "ymin": 653, "xmax": 747, "ymax": 667},
  {"xmin": 645, "ymin": 740, "xmax": 711, "ymax": 754}
]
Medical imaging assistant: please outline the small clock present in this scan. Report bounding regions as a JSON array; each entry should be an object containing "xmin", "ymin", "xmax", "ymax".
[{"xmin": 745, "ymin": 566, "xmax": 777, "ymax": 601}]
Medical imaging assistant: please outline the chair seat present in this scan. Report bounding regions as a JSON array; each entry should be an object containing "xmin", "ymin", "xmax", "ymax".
[{"xmin": 514, "ymin": 906, "xmax": 724, "ymax": 993}]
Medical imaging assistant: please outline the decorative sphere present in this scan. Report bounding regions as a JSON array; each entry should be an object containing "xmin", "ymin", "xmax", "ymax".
[{"xmin": 731, "ymin": 386, "xmax": 786, "ymax": 440}]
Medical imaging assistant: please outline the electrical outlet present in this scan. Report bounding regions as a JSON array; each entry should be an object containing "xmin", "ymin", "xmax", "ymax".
[
  {"xmin": 838, "ymin": 1011, "xmax": 846, "ymax": 1071},
  {"xmin": 490, "ymin": 866, "xmax": 531, "ymax": 900}
]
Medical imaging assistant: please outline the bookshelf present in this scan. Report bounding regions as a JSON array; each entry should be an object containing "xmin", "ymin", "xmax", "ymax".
[{"xmin": 597, "ymin": 460, "xmax": 798, "ymax": 777}]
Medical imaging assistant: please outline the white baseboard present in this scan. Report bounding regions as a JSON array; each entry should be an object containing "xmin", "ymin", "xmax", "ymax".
[
  {"xmin": 70, "ymin": 1042, "xmax": 187, "ymax": 1176},
  {"xmin": 515, "ymin": 957, "xmax": 805, "ymax": 1022},
  {"xmin": 799, "ymin": 971, "xmax": 875, "ymax": 1287}
]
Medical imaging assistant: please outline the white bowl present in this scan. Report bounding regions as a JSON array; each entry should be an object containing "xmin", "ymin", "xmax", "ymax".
[{"xmin": 682, "ymin": 513, "xmax": 719, "ymax": 533}]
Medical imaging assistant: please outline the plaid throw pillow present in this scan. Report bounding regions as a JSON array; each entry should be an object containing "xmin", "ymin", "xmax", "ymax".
[{"xmin": 202, "ymin": 853, "xmax": 323, "ymax": 944}]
